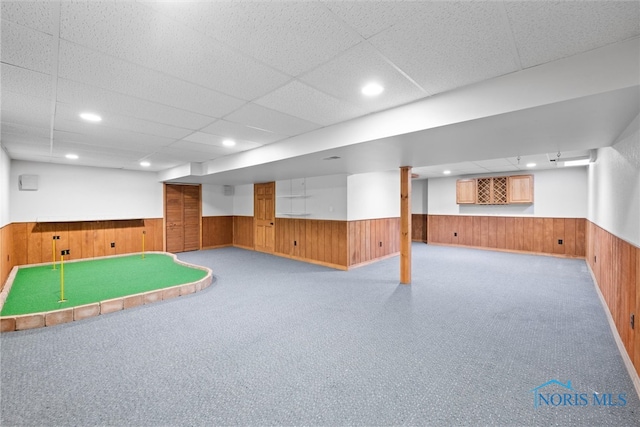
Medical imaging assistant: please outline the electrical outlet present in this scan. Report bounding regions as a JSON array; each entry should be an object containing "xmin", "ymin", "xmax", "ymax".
[
  {"xmin": 111, "ymin": 242, "xmax": 115, "ymax": 248},
  {"xmin": 454, "ymin": 232, "xmax": 457, "ymax": 237},
  {"xmin": 558, "ymin": 239, "xmax": 563, "ymax": 245},
  {"xmin": 379, "ymin": 242, "xmax": 382, "ymax": 247}
]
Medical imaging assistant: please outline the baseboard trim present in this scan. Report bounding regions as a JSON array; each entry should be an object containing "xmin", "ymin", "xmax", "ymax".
[
  {"xmin": 427, "ymin": 242, "xmax": 585, "ymax": 259},
  {"xmin": 586, "ymin": 262, "xmax": 640, "ymax": 400},
  {"xmin": 232, "ymin": 244, "xmax": 254, "ymax": 251},
  {"xmin": 348, "ymin": 252, "xmax": 399, "ymax": 270},
  {"xmin": 273, "ymin": 252, "xmax": 348, "ymax": 271}
]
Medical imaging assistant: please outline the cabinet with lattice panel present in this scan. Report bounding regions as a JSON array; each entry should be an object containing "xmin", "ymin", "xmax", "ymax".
[{"xmin": 476, "ymin": 177, "xmax": 508, "ymax": 205}]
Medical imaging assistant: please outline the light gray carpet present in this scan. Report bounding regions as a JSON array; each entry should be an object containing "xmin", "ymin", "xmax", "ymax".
[{"xmin": 1, "ymin": 244, "xmax": 638, "ymax": 426}]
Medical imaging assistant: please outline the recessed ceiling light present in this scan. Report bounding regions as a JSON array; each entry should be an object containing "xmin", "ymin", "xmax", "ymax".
[
  {"xmin": 526, "ymin": 163, "xmax": 536, "ymax": 168},
  {"xmin": 65, "ymin": 154, "xmax": 79, "ymax": 160},
  {"xmin": 140, "ymin": 161, "xmax": 151, "ymax": 167},
  {"xmin": 361, "ymin": 82, "xmax": 384, "ymax": 96},
  {"xmin": 79, "ymin": 112, "xmax": 102, "ymax": 122},
  {"xmin": 443, "ymin": 170, "xmax": 451, "ymax": 175},
  {"xmin": 222, "ymin": 139, "xmax": 236, "ymax": 147}
]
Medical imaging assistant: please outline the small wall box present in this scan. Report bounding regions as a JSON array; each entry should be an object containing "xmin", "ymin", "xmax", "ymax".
[{"xmin": 19, "ymin": 175, "xmax": 38, "ymax": 191}]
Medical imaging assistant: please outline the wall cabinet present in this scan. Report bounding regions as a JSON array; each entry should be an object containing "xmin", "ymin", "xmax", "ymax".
[
  {"xmin": 456, "ymin": 179, "xmax": 476, "ymax": 204},
  {"xmin": 507, "ymin": 175, "xmax": 534, "ymax": 203},
  {"xmin": 456, "ymin": 174, "xmax": 533, "ymax": 205}
]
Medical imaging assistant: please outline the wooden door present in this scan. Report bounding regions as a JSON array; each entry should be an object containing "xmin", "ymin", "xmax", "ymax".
[
  {"xmin": 165, "ymin": 184, "xmax": 201, "ymax": 253},
  {"xmin": 254, "ymin": 182, "xmax": 275, "ymax": 253},
  {"xmin": 183, "ymin": 185, "xmax": 201, "ymax": 251}
]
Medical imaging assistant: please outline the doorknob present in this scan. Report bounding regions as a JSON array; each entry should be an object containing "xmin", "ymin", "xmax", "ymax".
[{"xmin": 270, "ymin": 222, "xmax": 274, "ymax": 225}]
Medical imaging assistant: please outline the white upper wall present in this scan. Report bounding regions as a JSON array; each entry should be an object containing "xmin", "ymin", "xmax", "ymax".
[
  {"xmin": 202, "ymin": 184, "xmax": 234, "ymax": 216},
  {"xmin": 276, "ymin": 175, "xmax": 347, "ymax": 220},
  {"xmin": 347, "ymin": 170, "xmax": 400, "ymax": 220},
  {"xmin": 428, "ymin": 167, "xmax": 588, "ymax": 218},
  {"xmin": 588, "ymin": 114, "xmax": 640, "ymax": 246},
  {"xmin": 0, "ymin": 145, "xmax": 10, "ymax": 227},
  {"xmin": 10, "ymin": 161, "xmax": 163, "ymax": 222},
  {"xmin": 412, "ymin": 179, "xmax": 428, "ymax": 214},
  {"xmin": 232, "ymin": 183, "xmax": 254, "ymax": 216}
]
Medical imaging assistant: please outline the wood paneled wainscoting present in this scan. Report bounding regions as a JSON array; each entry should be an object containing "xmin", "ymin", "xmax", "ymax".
[
  {"xmin": 427, "ymin": 215, "xmax": 586, "ymax": 257},
  {"xmin": 202, "ymin": 216, "xmax": 233, "ymax": 249},
  {"xmin": 9, "ymin": 219, "xmax": 163, "ymax": 267},
  {"xmin": 1, "ymin": 223, "xmax": 16, "ymax": 291},
  {"xmin": 233, "ymin": 216, "xmax": 254, "ymax": 250},
  {"xmin": 412, "ymin": 214, "xmax": 427, "ymax": 242},
  {"xmin": 348, "ymin": 218, "xmax": 400, "ymax": 268},
  {"xmin": 275, "ymin": 218, "xmax": 348, "ymax": 269},
  {"xmin": 271, "ymin": 217, "xmax": 401, "ymax": 270},
  {"xmin": 586, "ymin": 222, "xmax": 640, "ymax": 379}
]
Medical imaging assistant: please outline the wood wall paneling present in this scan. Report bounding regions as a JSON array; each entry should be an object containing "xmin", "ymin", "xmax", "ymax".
[
  {"xmin": 411, "ymin": 214, "xmax": 427, "ymax": 242},
  {"xmin": 202, "ymin": 216, "xmax": 233, "ymax": 248},
  {"xmin": 233, "ymin": 216, "xmax": 254, "ymax": 249},
  {"xmin": 427, "ymin": 215, "xmax": 586, "ymax": 258},
  {"xmin": 273, "ymin": 218, "xmax": 348, "ymax": 268},
  {"xmin": 12, "ymin": 223, "xmax": 27, "ymax": 267},
  {"xmin": 586, "ymin": 222, "xmax": 638, "ymax": 377},
  {"xmin": 0, "ymin": 224, "xmax": 15, "ymax": 290}
]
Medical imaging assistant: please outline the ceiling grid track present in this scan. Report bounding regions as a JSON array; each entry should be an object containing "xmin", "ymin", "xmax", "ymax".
[
  {"xmin": 47, "ymin": 1, "xmax": 62, "ymax": 160},
  {"xmin": 499, "ymin": 0, "xmax": 523, "ymax": 71}
]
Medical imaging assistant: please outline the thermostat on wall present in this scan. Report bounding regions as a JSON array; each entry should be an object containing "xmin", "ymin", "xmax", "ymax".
[{"xmin": 19, "ymin": 174, "xmax": 39, "ymax": 191}]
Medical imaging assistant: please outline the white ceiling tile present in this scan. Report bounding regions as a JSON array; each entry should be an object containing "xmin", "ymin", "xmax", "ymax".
[
  {"xmin": 151, "ymin": 1, "xmax": 362, "ymax": 76},
  {"xmin": 0, "ymin": 20, "xmax": 52, "ymax": 74},
  {"xmin": 1, "ymin": 1, "xmax": 57, "ymax": 35},
  {"xmin": 57, "ymin": 41, "xmax": 244, "ymax": 117},
  {"xmin": 201, "ymin": 120, "xmax": 285, "ymax": 145},
  {"xmin": 224, "ymin": 103, "xmax": 322, "ymax": 136},
  {"xmin": 181, "ymin": 132, "xmax": 262, "ymax": 153},
  {"xmin": 473, "ymin": 159, "xmax": 515, "ymax": 168},
  {"xmin": 159, "ymin": 142, "xmax": 227, "ymax": 162},
  {"xmin": 323, "ymin": 1, "xmax": 426, "ymax": 39},
  {"xmin": 300, "ymin": 42, "xmax": 426, "ymax": 112},
  {"xmin": 369, "ymin": 2, "xmax": 519, "ymax": 95},
  {"xmin": 55, "ymin": 78, "xmax": 215, "ymax": 131},
  {"xmin": 1, "ymin": 122, "xmax": 50, "ymax": 140},
  {"xmin": 506, "ymin": 1, "xmax": 640, "ymax": 68},
  {"xmin": 53, "ymin": 122, "xmax": 175, "ymax": 151},
  {"xmin": 1, "ymin": 64, "xmax": 51, "ymax": 100},
  {"xmin": 55, "ymin": 103, "xmax": 193, "ymax": 141},
  {"xmin": 1, "ymin": 91, "xmax": 51, "ymax": 130},
  {"xmin": 255, "ymin": 80, "xmax": 367, "ymax": 127},
  {"xmin": 59, "ymin": 1, "xmax": 290, "ymax": 101}
]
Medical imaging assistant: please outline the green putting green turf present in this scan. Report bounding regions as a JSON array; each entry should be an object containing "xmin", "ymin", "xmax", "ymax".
[{"xmin": 1, "ymin": 254, "xmax": 207, "ymax": 316}]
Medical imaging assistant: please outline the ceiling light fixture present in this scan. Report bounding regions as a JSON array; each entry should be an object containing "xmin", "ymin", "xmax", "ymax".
[
  {"xmin": 361, "ymin": 82, "xmax": 384, "ymax": 96},
  {"xmin": 564, "ymin": 158, "xmax": 590, "ymax": 167},
  {"xmin": 222, "ymin": 139, "xmax": 236, "ymax": 147},
  {"xmin": 443, "ymin": 170, "xmax": 451, "ymax": 175},
  {"xmin": 79, "ymin": 112, "xmax": 102, "ymax": 122},
  {"xmin": 526, "ymin": 163, "xmax": 536, "ymax": 168},
  {"xmin": 140, "ymin": 161, "xmax": 151, "ymax": 167},
  {"xmin": 65, "ymin": 154, "xmax": 79, "ymax": 160}
]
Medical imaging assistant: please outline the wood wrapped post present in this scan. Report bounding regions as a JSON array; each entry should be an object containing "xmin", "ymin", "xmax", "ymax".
[{"xmin": 400, "ymin": 166, "xmax": 412, "ymax": 284}]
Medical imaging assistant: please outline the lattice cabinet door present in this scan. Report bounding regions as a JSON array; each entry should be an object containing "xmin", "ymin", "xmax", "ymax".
[
  {"xmin": 491, "ymin": 177, "xmax": 508, "ymax": 204},
  {"xmin": 476, "ymin": 178, "xmax": 493, "ymax": 204}
]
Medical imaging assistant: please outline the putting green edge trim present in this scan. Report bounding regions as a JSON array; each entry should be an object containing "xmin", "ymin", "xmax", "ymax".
[{"xmin": 0, "ymin": 252, "xmax": 213, "ymax": 333}]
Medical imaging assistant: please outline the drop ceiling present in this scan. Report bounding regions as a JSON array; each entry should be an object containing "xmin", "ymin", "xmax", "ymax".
[{"xmin": 1, "ymin": 1, "xmax": 639, "ymax": 184}]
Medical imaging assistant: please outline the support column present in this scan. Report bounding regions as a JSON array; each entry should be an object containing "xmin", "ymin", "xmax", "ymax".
[{"xmin": 400, "ymin": 166, "xmax": 412, "ymax": 284}]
